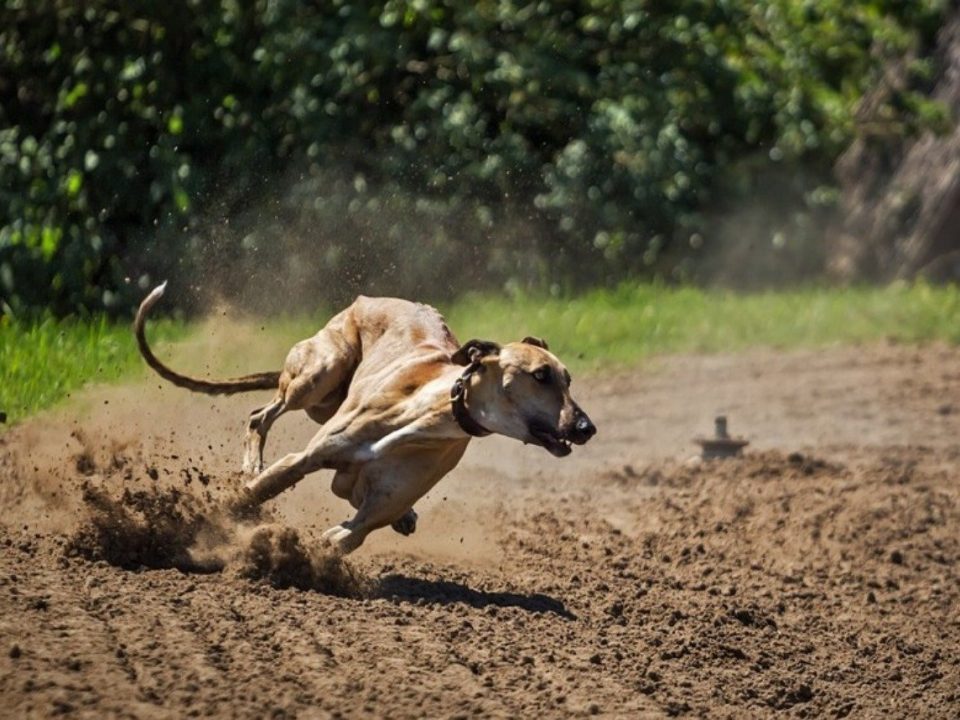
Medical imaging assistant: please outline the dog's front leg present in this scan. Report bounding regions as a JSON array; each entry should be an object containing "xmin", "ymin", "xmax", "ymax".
[
  {"xmin": 240, "ymin": 413, "xmax": 363, "ymax": 507},
  {"xmin": 242, "ymin": 450, "xmax": 320, "ymax": 505}
]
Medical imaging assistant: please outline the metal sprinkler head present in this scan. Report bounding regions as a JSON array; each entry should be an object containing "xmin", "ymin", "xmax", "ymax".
[{"xmin": 695, "ymin": 415, "xmax": 749, "ymax": 459}]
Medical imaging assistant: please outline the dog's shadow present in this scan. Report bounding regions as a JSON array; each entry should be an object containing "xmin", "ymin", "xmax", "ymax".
[{"xmin": 375, "ymin": 574, "xmax": 576, "ymax": 619}]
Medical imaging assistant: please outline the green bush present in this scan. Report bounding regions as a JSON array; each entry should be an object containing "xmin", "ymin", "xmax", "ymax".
[{"xmin": 0, "ymin": 0, "xmax": 947, "ymax": 316}]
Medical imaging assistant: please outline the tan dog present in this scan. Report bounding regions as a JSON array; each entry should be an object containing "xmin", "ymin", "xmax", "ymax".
[{"xmin": 135, "ymin": 283, "xmax": 596, "ymax": 554}]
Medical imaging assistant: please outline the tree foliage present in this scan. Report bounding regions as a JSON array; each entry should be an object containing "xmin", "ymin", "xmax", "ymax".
[{"xmin": 0, "ymin": 0, "xmax": 947, "ymax": 315}]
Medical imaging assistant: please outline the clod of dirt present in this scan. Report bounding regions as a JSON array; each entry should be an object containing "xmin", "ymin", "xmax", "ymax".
[
  {"xmin": 74, "ymin": 451, "xmax": 96, "ymax": 476},
  {"xmin": 66, "ymin": 483, "xmax": 362, "ymax": 596},
  {"xmin": 780, "ymin": 683, "xmax": 814, "ymax": 708},
  {"xmin": 66, "ymin": 483, "xmax": 233, "ymax": 572},
  {"xmin": 233, "ymin": 524, "xmax": 364, "ymax": 596}
]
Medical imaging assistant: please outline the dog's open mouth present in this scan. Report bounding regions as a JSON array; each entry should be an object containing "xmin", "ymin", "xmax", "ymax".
[{"xmin": 529, "ymin": 422, "xmax": 573, "ymax": 457}]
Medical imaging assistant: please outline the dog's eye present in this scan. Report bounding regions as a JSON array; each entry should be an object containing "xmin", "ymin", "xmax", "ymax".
[{"xmin": 532, "ymin": 367, "xmax": 551, "ymax": 383}]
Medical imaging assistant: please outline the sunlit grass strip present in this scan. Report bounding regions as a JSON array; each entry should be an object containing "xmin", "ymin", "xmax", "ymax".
[
  {"xmin": 0, "ymin": 314, "xmax": 185, "ymax": 425},
  {"xmin": 440, "ymin": 282, "xmax": 960, "ymax": 371},
  {"xmin": 1, "ymin": 282, "xmax": 957, "ymax": 426}
]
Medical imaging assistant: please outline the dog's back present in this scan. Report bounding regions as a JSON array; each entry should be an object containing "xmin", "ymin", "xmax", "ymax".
[
  {"xmin": 347, "ymin": 295, "xmax": 457, "ymax": 358},
  {"xmin": 325, "ymin": 297, "xmax": 460, "ymax": 407}
]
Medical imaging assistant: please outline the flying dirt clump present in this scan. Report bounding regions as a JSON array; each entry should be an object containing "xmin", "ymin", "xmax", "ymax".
[
  {"xmin": 65, "ymin": 483, "xmax": 233, "ymax": 572},
  {"xmin": 232, "ymin": 523, "xmax": 365, "ymax": 596},
  {"xmin": 65, "ymin": 483, "xmax": 363, "ymax": 596}
]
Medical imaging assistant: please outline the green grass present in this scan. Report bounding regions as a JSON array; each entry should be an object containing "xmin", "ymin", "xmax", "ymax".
[
  {"xmin": 1, "ymin": 282, "xmax": 957, "ymax": 426},
  {"xmin": 441, "ymin": 282, "xmax": 960, "ymax": 372},
  {"xmin": 0, "ymin": 313, "xmax": 185, "ymax": 425}
]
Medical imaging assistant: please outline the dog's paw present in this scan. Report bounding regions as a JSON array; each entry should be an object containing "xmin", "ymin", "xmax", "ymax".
[
  {"xmin": 321, "ymin": 524, "xmax": 361, "ymax": 555},
  {"xmin": 390, "ymin": 509, "xmax": 418, "ymax": 536},
  {"xmin": 240, "ymin": 457, "xmax": 263, "ymax": 477}
]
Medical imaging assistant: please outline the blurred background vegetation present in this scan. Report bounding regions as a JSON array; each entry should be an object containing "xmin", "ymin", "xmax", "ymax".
[{"xmin": 0, "ymin": 0, "xmax": 952, "ymax": 318}]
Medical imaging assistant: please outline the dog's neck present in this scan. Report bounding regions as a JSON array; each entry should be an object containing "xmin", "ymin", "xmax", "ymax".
[
  {"xmin": 449, "ymin": 364, "xmax": 492, "ymax": 437},
  {"xmin": 438, "ymin": 359, "xmax": 528, "ymax": 446}
]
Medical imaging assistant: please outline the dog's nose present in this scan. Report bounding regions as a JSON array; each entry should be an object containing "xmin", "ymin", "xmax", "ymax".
[{"xmin": 569, "ymin": 413, "xmax": 597, "ymax": 444}]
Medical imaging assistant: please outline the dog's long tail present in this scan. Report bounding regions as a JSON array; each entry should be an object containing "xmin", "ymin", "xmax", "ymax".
[{"xmin": 134, "ymin": 282, "xmax": 281, "ymax": 395}]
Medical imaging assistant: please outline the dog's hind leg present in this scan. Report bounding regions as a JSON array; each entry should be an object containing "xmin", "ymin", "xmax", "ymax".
[
  {"xmin": 243, "ymin": 394, "xmax": 288, "ymax": 475},
  {"xmin": 241, "ymin": 313, "xmax": 358, "ymax": 475},
  {"xmin": 331, "ymin": 468, "xmax": 359, "ymax": 503},
  {"xmin": 331, "ymin": 467, "xmax": 415, "ymax": 534},
  {"xmin": 321, "ymin": 498, "xmax": 417, "ymax": 552},
  {"xmin": 242, "ymin": 376, "xmax": 346, "ymax": 476},
  {"xmin": 321, "ymin": 464, "xmax": 406, "ymax": 553},
  {"xmin": 304, "ymin": 385, "xmax": 347, "ymax": 426},
  {"xmin": 391, "ymin": 509, "xmax": 418, "ymax": 536},
  {"xmin": 322, "ymin": 442, "xmax": 470, "ymax": 554},
  {"xmin": 329, "ymin": 467, "xmax": 422, "ymax": 535},
  {"xmin": 321, "ymin": 499, "xmax": 390, "ymax": 554}
]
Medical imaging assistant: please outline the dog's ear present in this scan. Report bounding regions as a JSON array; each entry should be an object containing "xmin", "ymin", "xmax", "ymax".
[
  {"xmin": 452, "ymin": 339, "xmax": 501, "ymax": 366},
  {"xmin": 521, "ymin": 336, "xmax": 549, "ymax": 351}
]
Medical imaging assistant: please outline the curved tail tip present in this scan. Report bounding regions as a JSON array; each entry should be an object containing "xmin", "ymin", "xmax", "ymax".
[{"xmin": 144, "ymin": 280, "xmax": 168, "ymax": 302}]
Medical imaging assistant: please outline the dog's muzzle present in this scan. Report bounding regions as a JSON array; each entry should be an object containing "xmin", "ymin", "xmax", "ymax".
[{"xmin": 529, "ymin": 409, "xmax": 596, "ymax": 457}]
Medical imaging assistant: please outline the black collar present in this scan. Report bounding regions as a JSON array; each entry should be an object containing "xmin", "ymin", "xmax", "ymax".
[{"xmin": 450, "ymin": 363, "xmax": 492, "ymax": 437}]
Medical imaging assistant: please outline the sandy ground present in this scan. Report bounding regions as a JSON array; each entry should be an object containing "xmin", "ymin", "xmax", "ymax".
[{"xmin": 0, "ymin": 340, "xmax": 958, "ymax": 718}]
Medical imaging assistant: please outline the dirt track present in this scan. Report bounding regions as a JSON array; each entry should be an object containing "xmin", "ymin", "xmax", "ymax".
[{"xmin": 1, "ymin": 341, "xmax": 958, "ymax": 718}]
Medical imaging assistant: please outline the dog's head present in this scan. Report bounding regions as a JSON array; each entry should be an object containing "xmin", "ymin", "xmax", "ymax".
[{"xmin": 452, "ymin": 337, "xmax": 596, "ymax": 456}]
